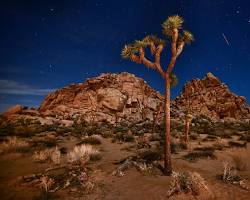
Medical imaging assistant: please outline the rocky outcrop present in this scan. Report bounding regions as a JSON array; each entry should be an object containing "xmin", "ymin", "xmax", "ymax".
[
  {"xmin": 173, "ymin": 72, "xmax": 250, "ymax": 120},
  {"xmin": 1, "ymin": 72, "xmax": 249, "ymax": 129},
  {"xmin": 3, "ymin": 104, "xmax": 24, "ymax": 117},
  {"xmin": 39, "ymin": 72, "xmax": 163, "ymax": 124}
]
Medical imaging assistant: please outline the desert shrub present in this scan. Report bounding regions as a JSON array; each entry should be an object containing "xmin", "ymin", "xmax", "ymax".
[
  {"xmin": 101, "ymin": 131, "xmax": 113, "ymax": 138},
  {"xmin": 183, "ymin": 150, "xmax": 216, "ymax": 162},
  {"xmin": 114, "ymin": 132, "xmax": 124, "ymax": 141},
  {"xmin": 32, "ymin": 138, "xmax": 57, "ymax": 148},
  {"xmin": 190, "ymin": 134, "xmax": 199, "ymax": 140},
  {"xmin": 228, "ymin": 141, "xmax": 247, "ymax": 148},
  {"xmin": 168, "ymin": 171, "xmax": 211, "ymax": 197},
  {"xmin": 171, "ymin": 143, "xmax": 178, "ymax": 154},
  {"xmin": 113, "ymin": 132, "xmax": 134, "ymax": 142},
  {"xmin": 219, "ymin": 161, "xmax": 249, "ymax": 190},
  {"xmin": 33, "ymin": 147, "xmax": 61, "ymax": 164},
  {"xmin": 67, "ymin": 144, "xmax": 100, "ymax": 163},
  {"xmin": 221, "ymin": 162, "xmax": 242, "ymax": 182},
  {"xmin": 139, "ymin": 150, "xmax": 161, "ymax": 163},
  {"xmin": 77, "ymin": 135, "xmax": 102, "ymax": 145},
  {"xmin": 55, "ymin": 126, "xmax": 72, "ymax": 135},
  {"xmin": 171, "ymin": 142, "xmax": 187, "ymax": 153},
  {"xmin": 0, "ymin": 136, "xmax": 29, "ymax": 153},
  {"xmin": 114, "ymin": 126, "xmax": 129, "ymax": 133},
  {"xmin": 239, "ymin": 135, "xmax": 250, "ymax": 142},
  {"xmin": 50, "ymin": 147, "xmax": 61, "ymax": 164},
  {"xmin": 123, "ymin": 135, "xmax": 135, "ymax": 142},
  {"xmin": 194, "ymin": 146, "xmax": 215, "ymax": 151}
]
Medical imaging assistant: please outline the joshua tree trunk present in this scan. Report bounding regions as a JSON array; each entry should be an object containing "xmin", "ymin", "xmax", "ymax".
[
  {"xmin": 164, "ymin": 75, "xmax": 172, "ymax": 175},
  {"xmin": 184, "ymin": 120, "xmax": 190, "ymax": 144}
]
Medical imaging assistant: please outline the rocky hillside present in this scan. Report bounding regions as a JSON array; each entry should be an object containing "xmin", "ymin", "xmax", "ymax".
[
  {"xmin": 1, "ymin": 72, "xmax": 249, "ymax": 131},
  {"xmin": 38, "ymin": 72, "xmax": 163, "ymax": 124},
  {"xmin": 173, "ymin": 72, "xmax": 250, "ymax": 121}
]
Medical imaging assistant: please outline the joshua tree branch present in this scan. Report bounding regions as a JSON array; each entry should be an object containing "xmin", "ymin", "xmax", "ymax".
[
  {"xmin": 149, "ymin": 42, "xmax": 156, "ymax": 55},
  {"xmin": 171, "ymin": 29, "xmax": 178, "ymax": 55},
  {"xmin": 166, "ymin": 29, "xmax": 179, "ymax": 74},
  {"xmin": 154, "ymin": 45, "xmax": 165, "ymax": 78},
  {"xmin": 130, "ymin": 54, "xmax": 141, "ymax": 64},
  {"xmin": 139, "ymin": 48, "xmax": 155, "ymax": 69},
  {"xmin": 176, "ymin": 41, "xmax": 185, "ymax": 57}
]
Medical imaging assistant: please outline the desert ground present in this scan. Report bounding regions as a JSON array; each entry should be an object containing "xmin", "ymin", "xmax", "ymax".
[{"xmin": 0, "ymin": 121, "xmax": 249, "ymax": 200}]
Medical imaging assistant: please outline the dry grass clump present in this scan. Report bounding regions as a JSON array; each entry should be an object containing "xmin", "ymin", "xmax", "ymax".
[
  {"xmin": 67, "ymin": 144, "xmax": 100, "ymax": 163},
  {"xmin": 33, "ymin": 147, "xmax": 61, "ymax": 164},
  {"xmin": 219, "ymin": 161, "xmax": 249, "ymax": 190},
  {"xmin": 77, "ymin": 135, "xmax": 102, "ymax": 145},
  {"xmin": 40, "ymin": 175, "xmax": 55, "ymax": 192},
  {"xmin": 0, "ymin": 136, "xmax": 29, "ymax": 153},
  {"xmin": 168, "ymin": 171, "xmax": 212, "ymax": 198}
]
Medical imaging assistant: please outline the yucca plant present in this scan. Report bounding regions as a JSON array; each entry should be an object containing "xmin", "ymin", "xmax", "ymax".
[{"xmin": 121, "ymin": 15, "xmax": 194, "ymax": 175}]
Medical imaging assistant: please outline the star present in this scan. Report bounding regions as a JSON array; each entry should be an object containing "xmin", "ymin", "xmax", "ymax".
[
  {"xmin": 50, "ymin": 8, "xmax": 54, "ymax": 12},
  {"xmin": 236, "ymin": 10, "xmax": 240, "ymax": 14}
]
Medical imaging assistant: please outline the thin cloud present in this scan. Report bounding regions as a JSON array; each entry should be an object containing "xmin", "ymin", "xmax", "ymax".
[{"xmin": 0, "ymin": 80, "xmax": 55, "ymax": 96}]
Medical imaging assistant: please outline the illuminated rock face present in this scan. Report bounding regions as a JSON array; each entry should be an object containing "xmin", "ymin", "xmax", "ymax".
[
  {"xmin": 173, "ymin": 72, "xmax": 250, "ymax": 120},
  {"xmin": 2, "ymin": 72, "xmax": 249, "ymax": 127},
  {"xmin": 39, "ymin": 72, "xmax": 163, "ymax": 124}
]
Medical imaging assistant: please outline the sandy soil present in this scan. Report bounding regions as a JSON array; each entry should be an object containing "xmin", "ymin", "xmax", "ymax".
[{"xmin": 0, "ymin": 134, "xmax": 249, "ymax": 200}]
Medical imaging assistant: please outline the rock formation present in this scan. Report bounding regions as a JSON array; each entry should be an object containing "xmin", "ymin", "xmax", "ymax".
[
  {"xmin": 39, "ymin": 72, "xmax": 163, "ymax": 124},
  {"xmin": 173, "ymin": 72, "xmax": 250, "ymax": 121},
  {"xmin": 1, "ymin": 72, "xmax": 249, "ymax": 129}
]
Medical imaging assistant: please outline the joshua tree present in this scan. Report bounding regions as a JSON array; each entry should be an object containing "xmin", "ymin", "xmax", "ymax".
[
  {"xmin": 121, "ymin": 15, "xmax": 194, "ymax": 175},
  {"xmin": 184, "ymin": 113, "xmax": 193, "ymax": 145}
]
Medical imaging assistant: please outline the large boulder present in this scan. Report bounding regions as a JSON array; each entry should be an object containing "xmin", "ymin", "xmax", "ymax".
[
  {"xmin": 39, "ymin": 72, "xmax": 164, "ymax": 124},
  {"xmin": 173, "ymin": 72, "xmax": 250, "ymax": 120}
]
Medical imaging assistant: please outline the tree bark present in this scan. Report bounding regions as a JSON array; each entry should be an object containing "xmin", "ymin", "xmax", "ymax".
[
  {"xmin": 184, "ymin": 120, "xmax": 190, "ymax": 144},
  {"xmin": 164, "ymin": 75, "xmax": 172, "ymax": 175}
]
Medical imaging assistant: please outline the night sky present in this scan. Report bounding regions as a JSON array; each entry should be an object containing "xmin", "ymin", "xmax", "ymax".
[{"xmin": 1, "ymin": 0, "xmax": 250, "ymax": 112}]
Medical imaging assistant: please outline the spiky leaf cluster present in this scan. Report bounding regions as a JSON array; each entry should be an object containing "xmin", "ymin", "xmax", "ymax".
[
  {"xmin": 181, "ymin": 31, "xmax": 194, "ymax": 44},
  {"xmin": 142, "ymin": 35, "xmax": 166, "ymax": 46},
  {"xmin": 121, "ymin": 44, "xmax": 139, "ymax": 59},
  {"xmin": 170, "ymin": 73, "xmax": 178, "ymax": 87},
  {"xmin": 162, "ymin": 15, "xmax": 184, "ymax": 36},
  {"xmin": 121, "ymin": 35, "xmax": 166, "ymax": 59},
  {"xmin": 134, "ymin": 40, "xmax": 148, "ymax": 49}
]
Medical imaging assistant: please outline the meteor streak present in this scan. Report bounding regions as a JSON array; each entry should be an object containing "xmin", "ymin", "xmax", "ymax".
[{"xmin": 222, "ymin": 33, "xmax": 230, "ymax": 46}]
